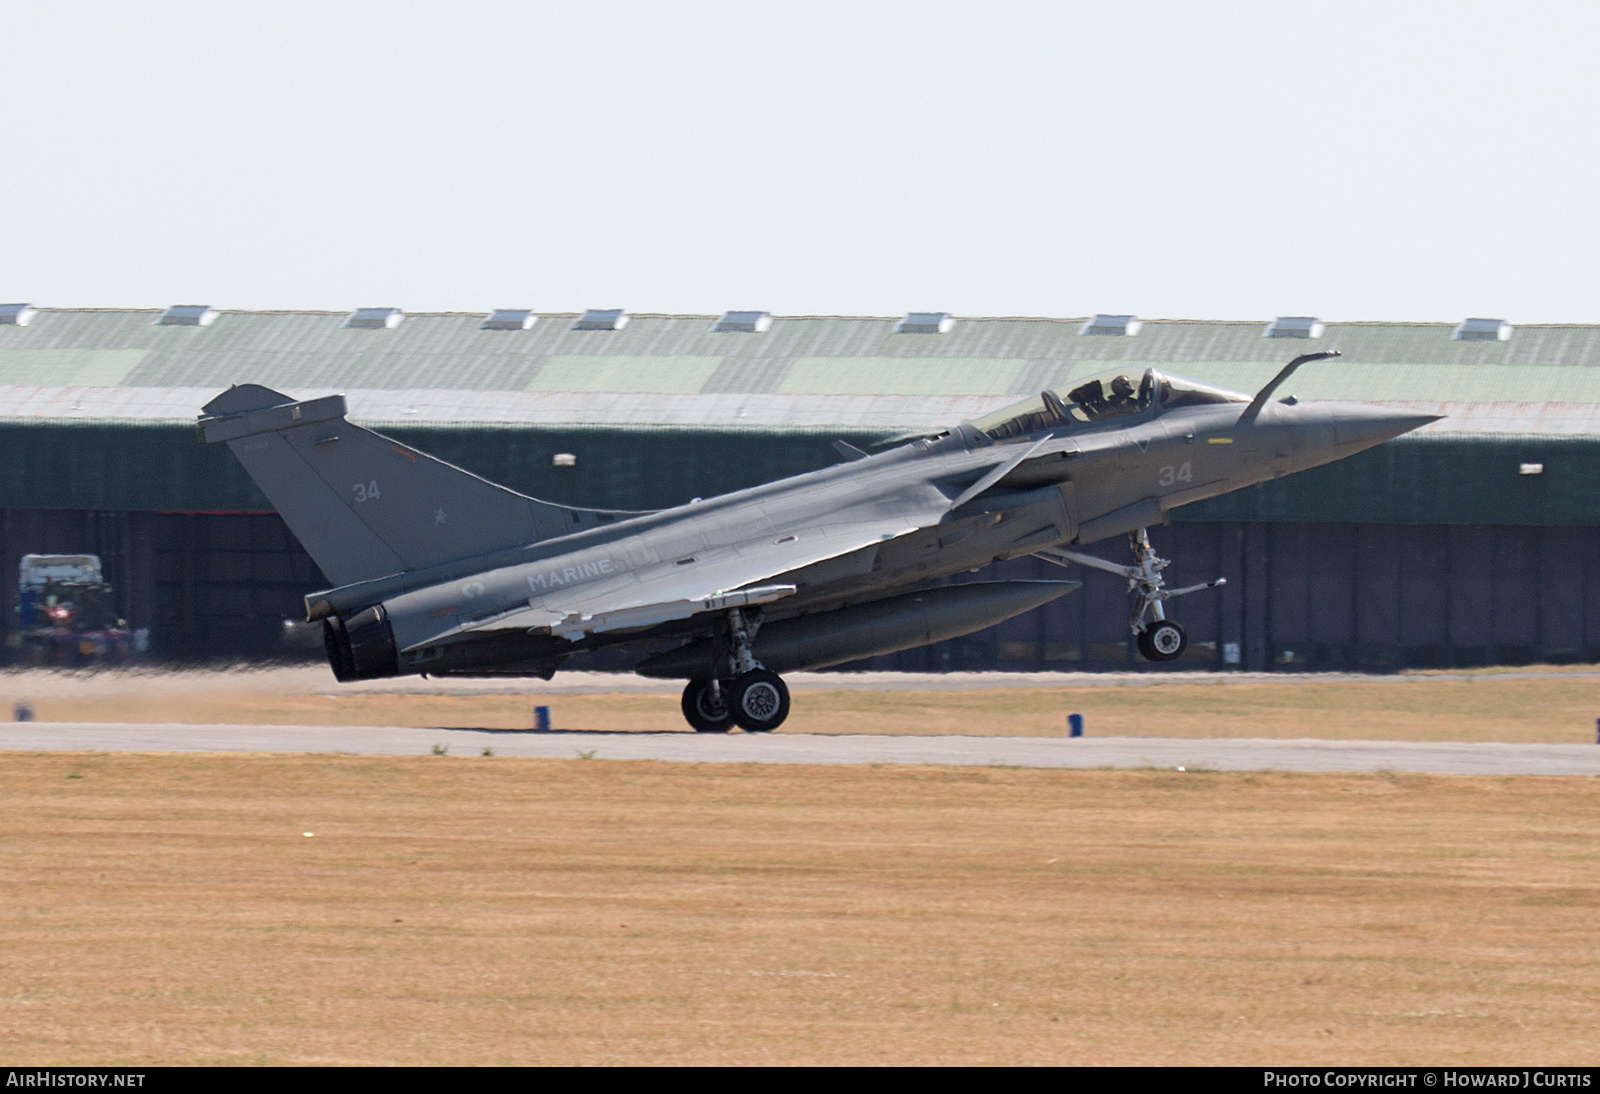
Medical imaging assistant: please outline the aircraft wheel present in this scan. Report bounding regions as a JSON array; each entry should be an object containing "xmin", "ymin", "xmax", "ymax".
[
  {"xmin": 682, "ymin": 678, "xmax": 734, "ymax": 733},
  {"xmin": 1137, "ymin": 620, "xmax": 1187, "ymax": 662},
  {"xmin": 730, "ymin": 669, "xmax": 790, "ymax": 732}
]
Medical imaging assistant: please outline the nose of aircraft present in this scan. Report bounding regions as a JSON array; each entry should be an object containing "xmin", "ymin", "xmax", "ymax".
[
  {"xmin": 1278, "ymin": 402, "xmax": 1443, "ymax": 475},
  {"xmin": 1329, "ymin": 404, "xmax": 1443, "ymax": 453}
]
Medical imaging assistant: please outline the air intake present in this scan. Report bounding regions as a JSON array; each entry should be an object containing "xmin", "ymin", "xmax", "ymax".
[
  {"xmin": 1453, "ymin": 317, "xmax": 1512, "ymax": 342},
  {"xmin": 0, "ymin": 304, "xmax": 37, "ymax": 326},
  {"xmin": 574, "ymin": 309, "xmax": 628, "ymax": 331},
  {"xmin": 481, "ymin": 309, "xmax": 536, "ymax": 331},
  {"xmin": 345, "ymin": 307, "xmax": 404, "ymax": 330},
  {"xmin": 713, "ymin": 311, "xmax": 772, "ymax": 333},
  {"xmin": 157, "ymin": 305, "xmax": 217, "ymax": 327},
  {"xmin": 895, "ymin": 312, "xmax": 954, "ymax": 334},
  {"xmin": 1080, "ymin": 314, "xmax": 1141, "ymax": 336},
  {"xmin": 1265, "ymin": 316, "xmax": 1324, "ymax": 339}
]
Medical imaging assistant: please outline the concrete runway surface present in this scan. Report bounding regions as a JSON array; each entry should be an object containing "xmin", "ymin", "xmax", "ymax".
[
  {"xmin": 5, "ymin": 721, "xmax": 1600, "ymax": 775},
  {"xmin": 9, "ymin": 666, "xmax": 1600, "ymax": 700}
]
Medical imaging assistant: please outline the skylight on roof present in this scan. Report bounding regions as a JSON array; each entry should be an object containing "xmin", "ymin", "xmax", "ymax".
[
  {"xmin": 1080, "ymin": 314, "xmax": 1141, "ymax": 336},
  {"xmin": 895, "ymin": 312, "xmax": 954, "ymax": 334},
  {"xmin": 345, "ymin": 307, "xmax": 404, "ymax": 330},
  {"xmin": 1453, "ymin": 317, "xmax": 1512, "ymax": 342},
  {"xmin": 482, "ymin": 309, "xmax": 536, "ymax": 331},
  {"xmin": 574, "ymin": 309, "xmax": 628, "ymax": 331},
  {"xmin": 713, "ymin": 311, "xmax": 772, "ymax": 333},
  {"xmin": 0, "ymin": 304, "xmax": 37, "ymax": 326},
  {"xmin": 1265, "ymin": 316, "xmax": 1324, "ymax": 339},
  {"xmin": 156, "ymin": 305, "xmax": 217, "ymax": 327}
]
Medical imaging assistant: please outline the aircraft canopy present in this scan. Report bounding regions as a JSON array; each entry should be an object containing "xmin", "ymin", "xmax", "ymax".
[{"xmin": 970, "ymin": 369, "xmax": 1248, "ymax": 441}]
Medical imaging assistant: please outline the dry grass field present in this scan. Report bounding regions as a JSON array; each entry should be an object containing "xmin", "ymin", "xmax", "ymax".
[
  {"xmin": 2, "ymin": 751, "xmax": 1598, "ymax": 1065},
  {"xmin": 2, "ymin": 666, "xmax": 1598, "ymax": 742}
]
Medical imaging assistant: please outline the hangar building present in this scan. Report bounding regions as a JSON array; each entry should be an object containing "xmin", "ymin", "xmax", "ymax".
[{"xmin": 0, "ymin": 305, "xmax": 1596, "ymax": 672}]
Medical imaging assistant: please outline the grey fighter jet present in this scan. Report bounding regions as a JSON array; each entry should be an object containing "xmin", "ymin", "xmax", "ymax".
[{"xmin": 198, "ymin": 351, "xmax": 1435, "ymax": 731}]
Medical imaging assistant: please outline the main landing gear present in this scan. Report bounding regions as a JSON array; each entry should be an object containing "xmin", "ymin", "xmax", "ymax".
[
  {"xmin": 680, "ymin": 608, "xmax": 791, "ymax": 732},
  {"xmin": 1039, "ymin": 528, "xmax": 1226, "ymax": 663}
]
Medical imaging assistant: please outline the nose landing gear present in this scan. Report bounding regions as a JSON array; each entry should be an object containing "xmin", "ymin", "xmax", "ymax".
[
  {"xmin": 1039, "ymin": 528, "xmax": 1225, "ymax": 663},
  {"xmin": 680, "ymin": 608, "xmax": 792, "ymax": 732},
  {"xmin": 1137, "ymin": 619, "xmax": 1188, "ymax": 661}
]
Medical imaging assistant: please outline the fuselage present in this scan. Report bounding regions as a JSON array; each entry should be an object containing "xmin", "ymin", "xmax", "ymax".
[{"xmin": 318, "ymin": 374, "xmax": 1435, "ymax": 679}]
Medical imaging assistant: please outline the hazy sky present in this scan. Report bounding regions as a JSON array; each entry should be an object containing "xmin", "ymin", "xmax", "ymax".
[{"xmin": 2, "ymin": 1, "xmax": 1597, "ymax": 321}]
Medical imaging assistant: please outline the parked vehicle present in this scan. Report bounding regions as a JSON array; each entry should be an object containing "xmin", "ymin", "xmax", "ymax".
[{"xmin": 10, "ymin": 554, "xmax": 134, "ymax": 666}]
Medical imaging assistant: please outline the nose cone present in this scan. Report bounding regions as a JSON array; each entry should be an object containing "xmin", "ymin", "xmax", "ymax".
[{"xmin": 1330, "ymin": 404, "xmax": 1442, "ymax": 454}]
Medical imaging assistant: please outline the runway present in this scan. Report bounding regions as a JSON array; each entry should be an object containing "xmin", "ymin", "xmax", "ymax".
[
  {"xmin": 13, "ymin": 665, "xmax": 1598, "ymax": 701},
  {"xmin": 6, "ymin": 721, "xmax": 1600, "ymax": 775}
]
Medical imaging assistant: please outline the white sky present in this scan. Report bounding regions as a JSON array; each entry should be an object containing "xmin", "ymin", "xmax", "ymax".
[{"xmin": 2, "ymin": 0, "xmax": 1597, "ymax": 322}]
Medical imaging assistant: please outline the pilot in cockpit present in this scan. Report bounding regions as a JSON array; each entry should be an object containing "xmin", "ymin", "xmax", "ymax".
[{"xmin": 1106, "ymin": 374, "xmax": 1138, "ymax": 410}]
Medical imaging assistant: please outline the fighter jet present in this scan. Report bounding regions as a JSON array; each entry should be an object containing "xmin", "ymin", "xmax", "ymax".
[{"xmin": 198, "ymin": 351, "xmax": 1435, "ymax": 732}]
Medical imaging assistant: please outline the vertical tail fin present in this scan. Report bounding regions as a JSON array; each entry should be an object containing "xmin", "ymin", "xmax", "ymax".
[{"xmin": 199, "ymin": 385, "xmax": 616, "ymax": 587}]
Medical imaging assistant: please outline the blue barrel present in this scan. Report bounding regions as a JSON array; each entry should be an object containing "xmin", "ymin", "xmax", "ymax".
[
  {"xmin": 536, "ymin": 705, "xmax": 551, "ymax": 731},
  {"xmin": 1068, "ymin": 713, "xmax": 1084, "ymax": 738}
]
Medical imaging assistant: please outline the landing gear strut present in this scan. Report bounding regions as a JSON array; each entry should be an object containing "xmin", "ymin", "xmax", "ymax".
[
  {"xmin": 681, "ymin": 608, "xmax": 791, "ymax": 732},
  {"xmin": 1039, "ymin": 528, "xmax": 1226, "ymax": 663}
]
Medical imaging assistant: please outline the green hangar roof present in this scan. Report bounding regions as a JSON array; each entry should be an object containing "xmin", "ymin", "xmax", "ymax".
[
  {"xmin": 0, "ymin": 308, "xmax": 1599, "ymax": 410},
  {"xmin": 0, "ymin": 308, "xmax": 1594, "ymax": 523}
]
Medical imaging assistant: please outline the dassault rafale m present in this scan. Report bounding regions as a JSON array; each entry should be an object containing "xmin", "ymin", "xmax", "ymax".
[{"xmin": 199, "ymin": 352, "xmax": 1436, "ymax": 732}]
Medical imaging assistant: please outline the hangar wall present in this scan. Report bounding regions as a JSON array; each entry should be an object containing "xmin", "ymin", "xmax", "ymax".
[
  {"xmin": 2, "ymin": 414, "xmax": 1596, "ymax": 671},
  {"xmin": 3, "ymin": 507, "xmax": 1595, "ymax": 671}
]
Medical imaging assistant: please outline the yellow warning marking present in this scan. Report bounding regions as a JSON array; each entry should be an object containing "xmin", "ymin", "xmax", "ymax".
[{"xmin": 1207, "ymin": 437, "xmax": 1234, "ymax": 444}]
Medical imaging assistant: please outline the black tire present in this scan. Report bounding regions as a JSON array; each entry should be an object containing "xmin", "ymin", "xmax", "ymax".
[
  {"xmin": 730, "ymin": 669, "xmax": 790, "ymax": 732},
  {"xmin": 1138, "ymin": 620, "xmax": 1187, "ymax": 662},
  {"xmin": 681, "ymin": 678, "xmax": 734, "ymax": 733}
]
